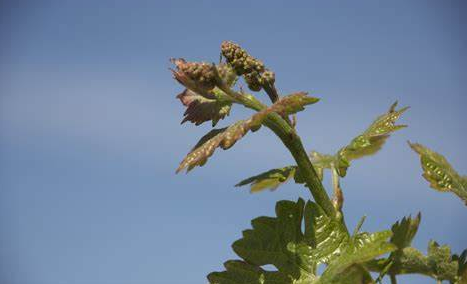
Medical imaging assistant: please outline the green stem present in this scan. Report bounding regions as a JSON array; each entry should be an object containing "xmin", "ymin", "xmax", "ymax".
[
  {"xmin": 218, "ymin": 82, "xmax": 336, "ymax": 220},
  {"xmin": 390, "ymin": 274, "xmax": 397, "ymax": 284}
]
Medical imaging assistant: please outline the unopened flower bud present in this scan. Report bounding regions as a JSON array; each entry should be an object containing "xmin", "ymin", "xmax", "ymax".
[
  {"xmin": 244, "ymin": 71, "xmax": 262, "ymax": 92},
  {"xmin": 171, "ymin": 58, "xmax": 217, "ymax": 92},
  {"xmin": 221, "ymin": 41, "xmax": 265, "ymax": 76},
  {"xmin": 261, "ymin": 70, "xmax": 275, "ymax": 85},
  {"xmin": 216, "ymin": 63, "xmax": 237, "ymax": 87}
]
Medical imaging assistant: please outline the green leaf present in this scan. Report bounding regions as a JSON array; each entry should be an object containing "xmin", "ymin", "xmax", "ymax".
[
  {"xmin": 374, "ymin": 214, "xmax": 422, "ymax": 281},
  {"xmin": 390, "ymin": 213, "xmax": 421, "ymax": 250},
  {"xmin": 208, "ymin": 260, "xmax": 293, "ymax": 284},
  {"xmin": 259, "ymin": 102, "xmax": 409, "ymax": 185},
  {"xmin": 301, "ymin": 201, "xmax": 349, "ymax": 265},
  {"xmin": 177, "ymin": 88, "xmax": 232, "ymax": 126},
  {"xmin": 235, "ymin": 166, "xmax": 297, "ymax": 193},
  {"xmin": 336, "ymin": 101, "xmax": 408, "ymax": 176},
  {"xmin": 409, "ymin": 142, "xmax": 467, "ymax": 205},
  {"xmin": 209, "ymin": 199, "xmax": 395, "ymax": 284},
  {"xmin": 232, "ymin": 199, "xmax": 310, "ymax": 279},
  {"xmin": 366, "ymin": 242, "xmax": 465, "ymax": 283},
  {"xmin": 318, "ymin": 231, "xmax": 396, "ymax": 283},
  {"xmin": 208, "ymin": 199, "xmax": 335, "ymax": 283}
]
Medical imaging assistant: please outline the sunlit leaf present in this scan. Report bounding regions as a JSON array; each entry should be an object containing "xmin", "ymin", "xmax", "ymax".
[
  {"xmin": 336, "ymin": 102, "xmax": 408, "ymax": 175},
  {"xmin": 409, "ymin": 142, "xmax": 467, "ymax": 205},
  {"xmin": 300, "ymin": 201, "xmax": 349, "ymax": 265},
  {"xmin": 208, "ymin": 199, "xmax": 396, "ymax": 284},
  {"xmin": 318, "ymin": 231, "xmax": 396, "ymax": 283}
]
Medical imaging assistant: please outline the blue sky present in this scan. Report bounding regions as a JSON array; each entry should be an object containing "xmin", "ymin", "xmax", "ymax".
[{"xmin": 1, "ymin": 1, "xmax": 466, "ymax": 283}]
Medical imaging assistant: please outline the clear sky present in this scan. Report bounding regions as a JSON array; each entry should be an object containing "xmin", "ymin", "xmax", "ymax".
[{"xmin": 1, "ymin": 1, "xmax": 466, "ymax": 283}]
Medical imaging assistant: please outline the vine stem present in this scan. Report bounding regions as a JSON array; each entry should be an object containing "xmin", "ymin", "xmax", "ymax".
[
  {"xmin": 217, "ymin": 80, "xmax": 337, "ymax": 220},
  {"xmin": 390, "ymin": 274, "xmax": 397, "ymax": 284}
]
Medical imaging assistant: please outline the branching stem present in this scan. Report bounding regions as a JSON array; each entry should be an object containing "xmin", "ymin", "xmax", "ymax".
[{"xmin": 217, "ymin": 80, "xmax": 336, "ymax": 220}]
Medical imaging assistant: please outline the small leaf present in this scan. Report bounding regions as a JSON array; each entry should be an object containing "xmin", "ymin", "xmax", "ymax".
[
  {"xmin": 409, "ymin": 142, "xmax": 467, "ymax": 205},
  {"xmin": 177, "ymin": 88, "xmax": 232, "ymax": 126},
  {"xmin": 295, "ymin": 102, "xmax": 408, "ymax": 181},
  {"xmin": 235, "ymin": 166, "xmax": 297, "ymax": 193},
  {"xmin": 176, "ymin": 120, "xmax": 254, "ymax": 173},
  {"xmin": 375, "ymin": 214, "xmax": 422, "ymax": 281},
  {"xmin": 267, "ymin": 92, "xmax": 319, "ymax": 116},
  {"xmin": 246, "ymin": 92, "xmax": 319, "ymax": 128},
  {"xmin": 339, "ymin": 101, "xmax": 408, "ymax": 165},
  {"xmin": 390, "ymin": 213, "xmax": 421, "ymax": 250}
]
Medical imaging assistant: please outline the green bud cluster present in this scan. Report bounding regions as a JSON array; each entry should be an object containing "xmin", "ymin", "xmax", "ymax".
[
  {"xmin": 221, "ymin": 41, "xmax": 275, "ymax": 92},
  {"xmin": 221, "ymin": 41, "xmax": 264, "ymax": 75},
  {"xmin": 216, "ymin": 63, "xmax": 237, "ymax": 87}
]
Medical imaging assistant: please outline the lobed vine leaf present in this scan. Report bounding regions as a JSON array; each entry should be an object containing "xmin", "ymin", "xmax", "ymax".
[
  {"xmin": 231, "ymin": 199, "xmax": 310, "ymax": 280},
  {"xmin": 207, "ymin": 260, "xmax": 293, "ymax": 284},
  {"xmin": 208, "ymin": 199, "xmax": 395, "ymax": 284},
  {"xmin": 409, "ymin": 142, "xmax": 467, "ymax": 205}
]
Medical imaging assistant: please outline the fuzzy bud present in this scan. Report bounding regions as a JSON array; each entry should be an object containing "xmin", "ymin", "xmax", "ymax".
[
  {"xmin": 261, "ymin": 70, "xmax": 275, "ymax": 85},
  {"xmin": 244, "ymin": 71, "xmax": 262, "ymax": 92},
  {"xmin": 171, "ymin": 58, "xmax": 217, "ymax": 92},
  {"xmin": 216, "ymin": 63, "xmax": 237, "ymax": 87},
  {"xmin": 221, "ymin": 41, "xmax": 265, "ymax": 76}
]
